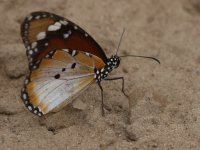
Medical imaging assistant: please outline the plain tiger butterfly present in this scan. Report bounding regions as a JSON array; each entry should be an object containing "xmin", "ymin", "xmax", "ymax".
[{"xmin": 20, "ymin": 11, "xmax": 160, "ymax": 116}]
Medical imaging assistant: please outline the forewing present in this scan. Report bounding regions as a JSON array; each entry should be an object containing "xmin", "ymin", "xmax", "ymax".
[
  {"xmin": 21, "ymin": 11, "xmax": 107, "ymax": 69},
  {"xmin": 21, "ymin": 49, "xmax": 105, "ymax": 116}
]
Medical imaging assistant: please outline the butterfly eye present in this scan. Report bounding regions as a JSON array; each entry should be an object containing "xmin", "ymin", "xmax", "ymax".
[{"xmin": 115, "ymin": 59, "xmax": 120, "ymax": 68}]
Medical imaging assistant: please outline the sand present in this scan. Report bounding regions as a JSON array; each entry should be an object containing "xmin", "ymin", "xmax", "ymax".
[{"xmin": 0, "ymin": 0, "xmax": 200, "ymax": 149}]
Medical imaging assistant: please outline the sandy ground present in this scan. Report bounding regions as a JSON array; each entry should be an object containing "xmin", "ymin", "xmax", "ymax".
[{"xmin": 0, "ymin": 0, "xmax": 200, "ymax": 149}]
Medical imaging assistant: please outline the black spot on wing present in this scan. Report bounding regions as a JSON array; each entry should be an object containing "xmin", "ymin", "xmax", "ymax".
[
  {"xmin": 54, "ymin": 74, "xmax": 60, "ymax": 79},
  {"xmin": 71, "ymin": 63, "xmax": 76, "ymax": 69}
]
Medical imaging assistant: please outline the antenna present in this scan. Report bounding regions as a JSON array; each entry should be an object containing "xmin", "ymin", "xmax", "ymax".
[
  {"xmin": 116, "ymin": 28, "xmax": 125, "ymax": 55},
  {"xmin": 120, "ymin": 54, "xmax": 160, "ymax": 64},
  {"xmin": 115, "ymin": 28, "xmax": 160, "ymax": 64}
]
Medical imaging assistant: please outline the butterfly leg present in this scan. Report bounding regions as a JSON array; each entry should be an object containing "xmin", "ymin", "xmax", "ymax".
[
  {"xmin": 104, "ymin": 77, "xmax": 128, "ymax": 98},
  {"xmin": 105, "ymin": 77, "xmax": 132, "ymax": 123},
  {"xmin": 97, "ymin": 82, "xmax": 105, "ymax": 116}
]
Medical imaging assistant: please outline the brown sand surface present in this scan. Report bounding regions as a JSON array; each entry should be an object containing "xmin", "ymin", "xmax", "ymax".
[{"xmin": 0, "ymin": 0, "xmax": 200, "ymax": 149}]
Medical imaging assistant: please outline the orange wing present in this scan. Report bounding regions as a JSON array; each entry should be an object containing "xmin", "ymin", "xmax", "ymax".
[{"xmin": 21, "ymin": 49, "xmax": 105, "ymax": 116}]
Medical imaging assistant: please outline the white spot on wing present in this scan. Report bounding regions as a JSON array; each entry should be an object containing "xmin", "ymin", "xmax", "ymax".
[
  {"xmin": 25, "ymin": 24, "xmax": 29, "ymax": 29},
  {"xmin": 37, "ymin": 32, "xmax": 46, "ymax": 40},
  {"xmin": 55, "ymin": 22, "xmax": 61, "ymax": 27},
  {"xmin": 60, "ymin": 20, "xmax": 68, "ymax": 25},
  {"xmin": 33, "ymin": 65, "xmax": 37, "ymax": 69},
  {"xmin": 31, "ymin": 42, "xmax": 37, "ymax": 49},
  {"xmin": 45, "ymin": 54, "xmax": 50, "ymax": 58},
  {"xmin": 74, "ymin": 26, "xmax": 78, "ymax": 30},
  {"xmin": 25, "ymin": 41, "xmax": 28, "ymax": 45},
  {"xmin": 34, "ymin": 48, "xmax": 38, "ymax": 52},
  {"xmin": 86, "ymin": 52, "xmax": 90, "ymax": 56},
  {"xmin": 72, "ymin": 50, "xmax": 76, "ymax": 56},
  {"xmin": 35, "ymin": 16, "xmax": 40, "ymax": 19},
  {"xmin": 48, "ymin": 22, "xmax": 61, "ymax": 31},
  {"xmin": 63, "ymin": 33, "xmax": 69, "ymax": 39},
  {"xmin": 50, "ymin": 51, "xmax": 54, "ymax": 54},
  {"xmin": 24, "ymin": 31, "xmax": 28, "ymax": 35},
  {"xmin": 35, "ymin": 60, "xmax": 40, "ymax": 64},
  {"xmin": 25, "ymin": 79, "xmax": 29, "ymax": 84},
  {"xmin": 22, "ymin": 93, "xmax": 27, "ymax": 100},
  {"xmin": 27, "ymin": 46, "xmax": 30, "ymax": 50},
  {"xmin": 63, "ymin": 49, "xmax": 69, "ymax": 52},
  {"xmin": 29, "ymin": 50, "xmax": 33, "ymax": 55},
  {"xmin": 48, "ymin": 25, "xmax": 60, "ymax": 31},
  {"xmin": 28, "ymin": 106, "xmax": 32, "ymax": 111},
  {"xmin": 27, "ymin": 15, "xmax": 32, "ymax": 21}
]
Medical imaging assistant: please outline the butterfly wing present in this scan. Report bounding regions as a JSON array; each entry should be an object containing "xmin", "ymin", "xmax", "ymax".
[
  {"xmin": 21, "ymin": 11, "xmax": 107, "ymax": 69},
  {"xmin": 21, "ymin": 49, "xmax": 105, "ymax": 116}
]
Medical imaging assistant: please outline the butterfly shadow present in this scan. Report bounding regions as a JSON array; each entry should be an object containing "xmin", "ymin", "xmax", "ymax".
[{"xmin": 38, "ymin": 104, "xmax": 87, "ymax": 134}]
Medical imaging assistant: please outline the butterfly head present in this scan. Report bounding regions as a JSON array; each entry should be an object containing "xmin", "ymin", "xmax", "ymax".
[{"xmin": 107, "ymin": 55, "xmax": 121, "ymax": 69}]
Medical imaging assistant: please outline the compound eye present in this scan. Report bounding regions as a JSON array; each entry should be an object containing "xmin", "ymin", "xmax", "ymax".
[{"xmin": 115, "ymin": 60, "xmax": 120, "ymax": 68}]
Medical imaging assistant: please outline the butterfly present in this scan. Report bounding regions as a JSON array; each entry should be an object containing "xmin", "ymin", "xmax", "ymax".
[{"xmin": 21, "ymin": 11, "xmax": 160, "ymax": 117}]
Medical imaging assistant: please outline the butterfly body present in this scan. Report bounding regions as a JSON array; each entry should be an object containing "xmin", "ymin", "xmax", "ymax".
[{"xmin": 94, "ymin": 55, "xmax": 120, "ymax": 82}]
